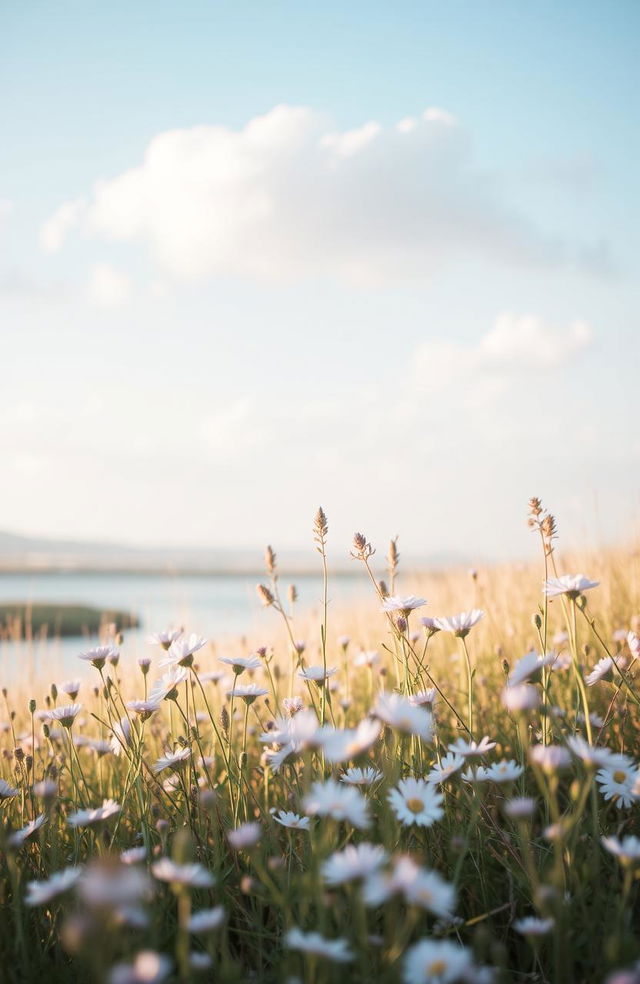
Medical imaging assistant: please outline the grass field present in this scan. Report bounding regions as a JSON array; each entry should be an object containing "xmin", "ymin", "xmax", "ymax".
[{"xmin": 1, "ymin": 499, "xmax": 639, "ymax": 984}]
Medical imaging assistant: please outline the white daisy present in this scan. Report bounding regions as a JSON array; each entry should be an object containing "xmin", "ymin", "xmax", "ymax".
[
  {"xmin": 284, "ymin": 928, "xmax": 353, "ymax": 963},
  {"xmin": 25, "ymin": 866, "xmax": 82, "ymax": 906},
  {"xmin": 188, "ymin": 907, "xmax": 226, "ymax": 932},
  {"xmin": 160, "ymin": 633, "xmax": 207, "ymax": 668},
  {"xmin": 503, "ymin": 797, "xmax": 536, "ymax": 819},
  {"xmin": 78, "ymin": 645, "xmax": 119, "ymax": 670},
  {"xmin": 373, "ymin": 693, "xmax": 434, "ymax": 741},
  {"xmin": 67, "ymin": 799, "xmax": 121, "ymax": 827},
  {"xmin": 298, "ymin": 665, "xmax": 338, "ymax": 684},
  {"xmin": 596, "ymin": 764, "xmax": 638, "ymax": 808},
  {"xmin": 508, "ymin": 650, "xmax": 557, "ymax": 686},
  {"xmin": 388, "ymin": 778, "xmax": 444, "ymax": 827},
  {"xmin": 108, "ymin": 951, "xmax": 172, "ymax": 984},
  {"xmin": 154, "ymin": 747, "xmax": 192, "ymax": 773},
  {"xmin": 381, "ymin": 595, "xmax": 427, "ymax": 616},
  {"xmin": 427, "ymin": 753, "xmax": 465, "ymax": 785},
  {"xmin": 543, "ymin": 574, "xmax": 599, "ymax": 598},
  {"xmin": 226, "ymin": 684, "xmax": 269, "ymax": 703},
  {"xmin": 447, "ymin": 735, "xmax": 496, "ymax": 758},
  {"xmin": 403, "ymin": 938, "xmax": 473, "ymax": 984},
  {"xmin": 59, "ymin": 679, "xmax": 81, "ymax": 699},
  {"xmin": 127, "ymin": 699, "xmax": 161, "ymax": 720},
  {"xmin": 273, "ymin": 811, "xmax": 311, "ymax": 830},
  {"xmin": 354, "ymin": 649, "xmax": 380, "ymax": 668},
  {"xmin": 46, "ymin": 703, "xmax": 82, "ymax": 728},
  {"xmin": 409, "ymin": 689, "xmax": 438, "ymax": 709},
  {"xmin": 340, "ymin": 767, "xmax": 383, "ymax": 786},
  {"xmin": 601, "ymin": 835, "xmax": 640, "ymax": 865},
  {"xmin": 227, "ymin": 822, "xmax": 261, "ymax": 849},
  {"xmin": 0, "ymin": 778, "xmax": 19, "ymax": 800},
  {"xmin": 121, "ymin": 847, "xmax": 148, "ymax": 865},
  {"xmin": 404, "ymin": 868, "xmax": 456, "ymax": 917},
  {"xmin": 8, "ymin": 813, "xmax": 47, "ymax": 848},
  {"xmin": 148, "ymin": 628, "xmax": 183, "ymax": 649},
  {"xmin": 149, "ymin": 667, "xmax": 189, "ymax": 702},
  {"xmin": 304, "ymin": 779, "xmax": 370, "ymax": 829},
  {"xmin": 529, "ymin": 744, "xmax": 572, "ymax": 774},
  {"xmin": 434, "ymin": 609, "xmax": 485, "ymax": 637},
  {"xmin": 514, "ymin": 917, "xmax": 555, "ymax": 936},
  {"xmin": 322, "ymin": 843, "xmax": 388, "ymax": 885},
  {"xmin": 219, "ymin": 654, "xmax": 261, "ymax": 674},
  {"xmin": 502, "ymin": 684, "xmax": 541, "ymax": 712},
  {"xmin": 151, "ymin": 858, "xmax": 215, "ymax": 888},
  {"xmin": 586, "ymin": 656, "xmax": 619, "ymax": 687},
  {"xmin": 319, "ymin": 718, "xmax": 381, "ymax": 763}
]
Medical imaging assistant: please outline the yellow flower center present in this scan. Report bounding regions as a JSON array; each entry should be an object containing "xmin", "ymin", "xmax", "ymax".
[
  {"xmin": 406, "ymin": 797, "xmax": 424, "ymax": 814},
  {"xmin": 427, "ymin": 960, "xmax": 447, "ymax": 975},
  {"xmin": 613, "ymin": 771, "xmax": 627, "ymax": 783}
]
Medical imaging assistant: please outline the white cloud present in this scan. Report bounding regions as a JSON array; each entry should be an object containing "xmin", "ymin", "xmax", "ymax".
[
  {"xmin": 479, "ymin": 314, "xmax": 593, "ymax": 369},
  {"xmin": 41, "ymin": 104, "xmax": 560, "ymax": 285},
  {"xmin": 87, "ymin": 262, "xmax": 132, "ymax": 307},
  {"xmin": 40, "ymin": 198, "xmax": 84, "ymax": 253}
]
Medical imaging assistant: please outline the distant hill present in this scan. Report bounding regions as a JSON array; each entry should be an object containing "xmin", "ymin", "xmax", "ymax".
[{"xmin": 0, "ymin": 530, "xmax": 466, "ymax": 575}]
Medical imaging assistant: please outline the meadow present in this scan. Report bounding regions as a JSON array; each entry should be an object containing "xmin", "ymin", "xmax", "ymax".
[{"xmin": 1, "ymin": 498, "xmax": 639, "ymax": 984}]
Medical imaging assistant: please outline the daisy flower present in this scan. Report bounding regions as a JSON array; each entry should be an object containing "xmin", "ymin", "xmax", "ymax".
[
  {"xmin": 403, "ymin": 868, "xmax": 456, "ymax": 917},
  {"xmin": 108, "ymin": 951, "xmax": 172, "ymax": 984},
  {"xmin": 353, "ymin": 650, "xmax": 380, "ymax": 668},
  {"xmin": 227, "ymin": 822, "xmax": 261, "ymax": 849},
  {"xmin": 322, "ymin": 843, "xmax": 388, "ymax": 885},
  {"xmin": 273, "ymin": 811, "xmax": 311, "ymax": 830},
  {"xmin": 149, "ymin": 667, "xmax": 188, "ymax": 702},
  {"xmin": 46, "ymin": 703, "xmax": 82, "ymax": 728},
  {"xmin": 25, "ymin": 866, "xmax": 82, "ymax": 906},
  {"xmin": 514, "ymin": 917, "xmax": 555, "ymax": 936},
  {"xmin": 153, "ymin": 747, "xmax": 192, "ymax": 773},
  {"xmin": 529, "ymin": 744, "xmax": 572, "ymax": 774},
  {"xmin": 447, "ymin": 735, "xmax": 496, "ymax": 758},
  {"xmin": 508, "ymin": 650, "xmax": 557, "ymax": 686},
  {"xmin": 420, "ymin": 616, "xmax": 441, "ymax": 636},
  {"xmin": 566, "ymin": 735, "xmax": 613, "ymax": 768},
  {"xmin": 373, "ymin": 693, "xmax": 434, "ymax": 741},
  {"xmin": 381, "ymin": 595, "xmax": 427, "ymax": 616},
  {"xmin": 0, "ymin": 778, "xmax": 19, "ymax": 800},
  {"xmin": 403, "ymin": 938, "xmax": 473, "ymax": 984},
  {"xmin": 226, "ymin": 683, "xmax": 269, "ymax": 703},
  {"xmin": 67, "ymin": 799, "xmax": 121, "ymax": 828},
  {"xmin": 596, "ymin": 764, "xmax": 638, "ymax": 808},
  {"xmin": 502, "ymin": 684, "xmax": 541, "ymax": 712},
  {"xmin": 543, "ymin": 574, "xmax": 599, "ymax": 598},
  {"xmin": 283, "ymin": 696, "xmax": 304, "ymax": 715},
  {"xmin": 59, "ymin": 679, "xmax": 81, "ymax": 700},
  {"xmin": 434, "ymin": 609, "xmax": 485, "ymax": 637},
  {"xmin": 427, "ymin": 753, "xmax": 465, "ymax": 785},
  {"xmin": 78, "ymin": 645, "xmax": 119, "ymax": 670},
  {"xmin": 586, "ymin": 656, "xmax": 618, "ymax": 687},
  {"xmin": 340, "ymin": 766, "xmax": 383, "ymax": 786},
  {"xmin": 127, "ymin": 699, "xmax": 161, "ymax": 720},
  {"xmin": 304, "ymin": 778, "xmax": 370, "ymax": 829},
  {"xmin": 503, "ymin": 797, "xmax": 536, "ymax": 819},
  {"xmin": 319, "ymin": 718, "xmax": 381, "ymax": 763},
  {"xmin": 152, "ymin": 859, "xmax": 215, "ymax": 888},
  {"xmin": 8, "ymin": 813, "xmax": 47, "ymax": 849},
  {"xmin": 601, "ymin": 835, "xmax": 640, "ymax": 865},
  {"xmin": 219, "ymin": 654, "xmax": 261, "ymax": 674},
  {"xmin": 188, "ymin": 907, "xmax": 226, "ymax": 932},
  {"xmin": 484, "ymin": 760, "xmax": 524, "ymax": 783},
  {"xmin": 121, "ymin": 847, "xmax": 148, "ymax": 865},
  {"xmin": 159, "ymin": 633, "xmax": 207, "ymax": 668},
  {"xmin": 388, "ymin": 778, "xmax": 444, "ymax": 827},
  {"xmin": 298, "ymin": 665, "xmax": 338, "ymax": 684},
  {"xmin": 148, "ymin": 628, "xmax": 183, "ymax": 650},
  {"xmin": 284, "ymin": 928, "xmax": 353, "ymax": 963},
  {"xmin": 409, "ymin": 689, "xmax": 438, "ymax": 709}
]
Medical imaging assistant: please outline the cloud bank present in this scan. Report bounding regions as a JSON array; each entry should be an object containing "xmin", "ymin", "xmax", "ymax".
[{"xmin": 42, "ymin": 105, "xmax": 562, "ymax": 285}]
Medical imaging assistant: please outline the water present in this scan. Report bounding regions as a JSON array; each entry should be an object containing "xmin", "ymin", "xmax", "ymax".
[{"xmin": 0, "ymin": 570, "xmax": 368, "ymax": 681}]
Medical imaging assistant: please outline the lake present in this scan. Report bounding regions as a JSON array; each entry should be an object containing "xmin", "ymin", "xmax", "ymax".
[{"xmin": 0, "ymin": 570, "xmax": 369, "ymax": 681}]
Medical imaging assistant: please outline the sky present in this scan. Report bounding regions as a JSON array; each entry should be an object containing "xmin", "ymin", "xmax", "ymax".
[{"xmin": 1, "ymin": 1, "xmax": 639, "ymax": 563}]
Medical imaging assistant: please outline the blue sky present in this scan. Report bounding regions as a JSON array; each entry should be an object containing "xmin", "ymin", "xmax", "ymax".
[{"xmin": 1, "ymin": 1, "xmax": 638, "ymax": 560}]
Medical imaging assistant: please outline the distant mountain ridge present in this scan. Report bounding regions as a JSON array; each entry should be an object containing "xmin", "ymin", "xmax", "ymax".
[{"xmin": 0, "ymin": 530, "xmax": 465, "ymax": 574}]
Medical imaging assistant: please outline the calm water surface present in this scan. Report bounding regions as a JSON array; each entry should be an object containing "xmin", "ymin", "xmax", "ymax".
[{"xmin": 0, "ymin": 570, "xmax": 368, "ymax": 681}]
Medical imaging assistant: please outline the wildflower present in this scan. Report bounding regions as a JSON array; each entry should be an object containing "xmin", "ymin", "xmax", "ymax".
[
  {"xmin": 79, "ymin": 862, "xmax": 152, "ymax": 908},
  {"xmin": 159, "ymin": 633, "xmax": 207, "ymax": 668},
  {"xmin": 404, "ymin": 869, "xmax": 456, "ymax": 917},
  {"xmin": 86, "ymin": 737, "xmax": 113, "ymax": 757},
  {"xmin": 108, "ymin": 951, "xmax": 172, "ymax": 984},
  {"xmin": 566, "ymin": 735, "xmax": 613, "ymax": 767},
  {"xmin": 110, "ymin": 716, "xmax": 134, "ymax": 757},
  {"xmin": 283, "ymin": 696, "xmax": 304, "ymax": 715},
  {"xmin": 127, "ymin": 699, "xmax": 161, "ymax": 720},
  {"xmin": 502, "ymin": 683, "xmax": 540, "ymax": 712},
  {"xmin": 596, "ymin": 764, "xmax": 638, "ymax": 808},
  {"xmin": 586, "ymin": 656, "xmax": 619, "ymax": 687},
  {"xmin": 284, "ymin": 928, "xmax": 353, "ymax": 963},
  {"xmin": 46, "ymin": 703, "xmax": 82, "ymax": 728},
  {"xmin": 60, "ymin": 679, "xmax": 81, "ymax": 700},
  {"xmin": 374, "ymin": 693, "xmax": 434, "ymax": 741},
  {"xmin": 219, "ymin": 654, "xmax": 261, "ymax": 674},
  {"xmin": 198, "ymin": 669, "xmax": 224, "ymax": 683},
  {"xmin": 188, "ymin": 907, "xmax": 226, "ymax": 932},
  {"xmin": 529, "ymin": 744, "xmax": 572, "ymax": 774},
  {"xmin": 8, "ymin": 813, "xmax": 47, "ymax": 848},
  {"xmin": 409, "ymin": 689, "xmax": 438, "ymax": 709},
  {"xmin": 154, "ymin": 747, "xmax": 192, "ymax": 773},
  {"xmin": 403, "ymin": 938, "xmax": 473, "ymax": 984},
  {"xmin": 25, "ymin": 866, "xmax": 82, "ymax": 906},
  {"xmin": 0, "ymin": 778, "xmax": 19, "ymax": 800},
  {"xmin": 388, "ymin": 778, "xmax": 444, "ymax": 827},
  {"xmin": 420, "ymin": 616, "xmax": 441, "ymax": 636},
  {"xmin": 601, "ymin": 835, "xmax": 640, "ymax": 865},
  {"xmin": 149, "ymin": 667, "xmax": 188, "ymax": 702},
  {"xmin": 78, "ymin": 645, "xmax": 119, "ymax": 670},
  {"xmin": 337, "ymin": 635, "xmax": 350, "ymax": 650},
  {"xmin": 137, "ymin": 657, "xmax": 152, "ymax": 674},
  {"xmin": 319, "ymin": 718, "xmax": 381, "ymax": 763},
  {"xmin": 298, "ymin": 665, "xmax": 337, "ymax": 684},
  {"xmin": 340, "ymin": 766, "xmax": 383, "ymax": 786},
  {"xmin": 121, "ymin": 847, "xmax": 147, "ymax": 865},
  {"xmin": 322, "ymin": 844, "xmax": 388, "ymax": 885},
  {"xmin": 503, "ymin": 797, "xmax": 536, "ymax": 819},
  {"xmin": 226, "ymin": 683, "xmax": 269, "ymax": 704},
  {"xmin": 354, "ymin": 650, "xmax": 380, "ymax": 667},
  {"xmin": 448, "ymin": 735, "xmax": 496, "ymax": 758},
  {"xmin": 227, "ymin": 822, "xmax": 261, "ymax": 849},
  {"xmin": 434, "ymin": 610, "xmax": 485, "ymax": 637},
  {"xmin": 189, "ymin": 952, "xmax": 212, "ymax": 971},
  {"xmin": 381, "ymin": 596, "xmax": 427, "ymax": 617},
  {"xmin": 514, "ymin": 917, "xmax": 555, "ymax": 936},
  {"xmin": 273, "ymin": 811, "xmax": 312, "ymax": 830},
  {"xmin": 543, "ymin": 574, "xmax": 599, "ymax": 599},
  {"xmin": 427, "ymin": 754, "xmax": 465, "ymax": 785},
  {"xmin": 151, "ymin": 858, "xmax": 215, "ymax": 888},
  {"xmin": 148, "ymin": 628, "xmax": 183, "ymax": 649},
  {"xmin": 33, "ymin": 779, "xmax": 58, "ymax": 799},
  {"xmin": 304, "ymin": 778, "xmax": 370, "ymax": 829},
  {"xmin": 508, "ymin": 651, "xmax": 556, "ymax": 686},
  {"xmin": 627, "ymin": 631, "xmax": 640, "ymax": 659},
  {"xmin": 67, "ymin": 799, "xmax": 121, "ymax": 827}
]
